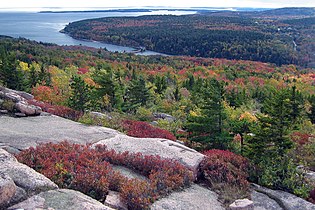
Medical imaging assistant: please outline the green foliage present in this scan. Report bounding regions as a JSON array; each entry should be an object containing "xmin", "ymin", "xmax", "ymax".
[
  {"xmin": 92, "ymin": 68, "xmax": 124, "ymax": 111},
  {"xmin": 123, "ymin": 75, "xmax": 152, "ymax": 113},
  {"xmin": 186, "ymin": 78, "xmax": 231, "ymax": 150},
  {"xmin": 0, "ymin": 49, "xmax": 26, "ymax": 90},
  {"xmin": 245, "ymin": 88, "xmax": 295, "ymax": 162},
  {"xmin": 308, "ymin": 95, "xmax": 315, "ymax": 124},
  {"xmin": 64, "ymin": 15, "xmax": 299, "ymax": 66},
  {"xmin": 252, "ymin": 156, "xmax": 311, "ymax": 199},
  {"xmin": 0, "ymin": 99, "xmax": 15, "ymax": 112},
  {"xmin": 136, "ymin": 106, "xmax": 153, "ymax": 121},
  {"xmin": 68, "ymin": 75, "xmax": 91, "ymax": 112},
  {"xmin": 78, "ymin": 112, "xmax": 125, "ymax": 132}
]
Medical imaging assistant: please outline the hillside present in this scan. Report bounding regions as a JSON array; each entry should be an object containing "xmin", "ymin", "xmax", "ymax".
[{"xmin": 1, "ymin": 36, "xmax": 315, "ymax": 208}]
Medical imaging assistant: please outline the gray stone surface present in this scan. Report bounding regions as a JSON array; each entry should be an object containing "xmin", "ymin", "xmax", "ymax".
[
  {"xmin": 0, "ymin": 86, "xmax": 41, "ymax": 116},
  {"xmin": 230, "ymin": 198, "xmax": 254, "ymax": 210},
  {"xmin": 8, "ymin": 189, "xmax": 115, "ymax": 210},
  {"xmin": 105, "ymin": 191, "xmax": 127, "ymax": 210},
  {"xmin": 251, "ymin": 190, "xmax": 283, "ymax": 210},
  {"xmin": 306, "ymin": 171, "xmax": 315, "ymax": 182},
  {"xmin": 94, "ymin": 134, "xmax": 205, "ymax": 179},
  {"xmin": 15, "ymin": 101, "xmax": 42, "ymax": 115},
  {"xmin": 151, "ymin": 184, "xmax": 224, "ymax": 210},
  {"xmin": 112, "ymin": 165, "xmax": 148, "ymax": 181},
  {"xmin": 252, "ymin": 184, "xmax": 315, "ymax": 210},
  {"xmin": 0, "ymin": 149, "xmax": 58, "ymax": 196},
  {"xmin": 0, "ymin": 115, "xmax": 119, "ymax": 150},
  {"xmin": 0, "ymin": 173, "xmax": 16, "ymax": 208}
]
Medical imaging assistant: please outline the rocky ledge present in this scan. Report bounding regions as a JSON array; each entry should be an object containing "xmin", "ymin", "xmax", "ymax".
[
  {"xmin": 0, "ymin": 87, "xmax": 314, "ymax": 210},
  {"xmin": 0, "ymin": 86, "xmax": 42, "ymax": 117}
]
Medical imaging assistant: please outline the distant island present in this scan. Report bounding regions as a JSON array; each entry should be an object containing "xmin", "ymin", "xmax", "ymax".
[
  {"xmin": 62, "ymin": 7, "xmax": 315, "ymax": 67},
  {"xmin": 38, "ymin": 7, "xmax": 270, "ymax": 14}
]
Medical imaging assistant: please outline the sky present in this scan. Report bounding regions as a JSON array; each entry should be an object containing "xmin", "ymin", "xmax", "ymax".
[{"xmin": 1, "ymin": 0, "xmax": 315, "ymax": 11}]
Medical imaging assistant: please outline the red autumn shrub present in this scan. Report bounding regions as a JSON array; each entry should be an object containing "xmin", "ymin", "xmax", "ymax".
[
  {"xmin": 16, "ymin": 142, "xmax": 193, "ymax": 209},
  {"xmin": 28, "ymin": 100, "xmax": 83, "ymax": 120},
  {"xmin": 200, "ymin": 149, "xmax": 250, "ymax": 204},
  {"xmin": 94, "ymin": 145, "xmax": 194, "ymax": 195},
  {"xmin": 120, "ymin": 179, "xmax": 155, "ymax": 210},
  {"xmin": 122, "ymin": 120, "xmax": 176, "ymax": 141},
  {"xmin": 16, "ymin": 142, "xmax": 116, "ymax": 201},
  {"xmin": 201, "ymin": 149, "xmax": 249, "ymax": 188},
  {"xmin": 291, "ymin": 132, "xmax": 314, "ymax": 146}
]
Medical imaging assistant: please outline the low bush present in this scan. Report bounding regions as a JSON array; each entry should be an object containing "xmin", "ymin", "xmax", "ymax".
[
  {"xmin": 122, "ymin": 119, "xmax": 176, "ymax": 141},
  {"xmin": 252, "ymin": 156, "xmax": 312, "ymax": 199},
  {"xmin": 28, "ymin": 99, "xmax": 83, "ymax": 120},
  {"xmin": 16, "ymin": 141, "xmax": 193, "ymax": 209},
  {"xmin": 78, "ymin": 112, "xmax": 125, "ymax": 132},
  {"xmin": 290, "ymin": 132, "xmax": 315, "ymax": 171},
  {"xmin": 200, "ymin": 149, "xmax": 250, "ymax": 205}
]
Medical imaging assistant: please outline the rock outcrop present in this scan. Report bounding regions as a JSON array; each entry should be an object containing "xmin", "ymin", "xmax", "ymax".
[
  {"xmin": 8, "ymin": 189, "xmax": 115, "ymax": 210},
  {"xmin": 0, "ymin": 86, "xmax": 42, "ymax": 116},
  {"xmin": 0, "ymin": 173, "xmax": 16, "ymax": 208},
  {"xmin": 94, "ymin": 134, "xmax": 204, "ymax": 179},
  {"xmin": 0, "ymin": 114, "xmax": 204, "ymax": 178},
  {"xmin": 1, "ymin": 109, "xmax": 315, "ymax": 210},
  {"xmin": 0, "ymin": 149, "xmax": 58, "ymax": 209},
  {"xmin": 252, "ymin": 184, "xmax": 315, "ymax": 210},
  {"xmin": 151, "ymin": 184, "xmax": 224, "ymax": 210},
  {"xmin": 0, "ymin": 115, "xmax": 118, "ymax": 151},
  {"xmin": 251, "ymin": 190, "xmax": 282, "ymax": 210}
]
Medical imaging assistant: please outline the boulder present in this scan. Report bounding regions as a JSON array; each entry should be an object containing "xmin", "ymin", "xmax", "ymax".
[
  {"xmin": 0, "ymin": 86, "xmax": 41, "ymax": 116},
  {"xmin": 153, "ymin": 112, "xmax": 175, "ymax": 122},
  {"xmin": 8, "ymin": 189, "xmax": 115, "ymax": 210},
  {"xmin": 305, "ymin": 171, "xmax": 315, "ymax": 182},
  {"xmin": 252, "ymin": 184, "xmax": 315, "ymax": 210},
  {"xmin": 0, "ymin": 149, "xmax": 58, "ymax": 197},
  {"xmin": 105, "ymin": 191, "xmax": 127, "ymax": 210},
  {"xmin": 229, "ymin": 198, "xmax": 254, "ymax": 210},
  {"xmin": 151, "ymin": 184, "xmax": 224, "ymax": 210},
  {"xmin": 94, "ymin": 134, "xmax": 205, "ymax": 179},
  {"xmin": 16, "ymin": 91, "xmax": 34, "ymax": 101},
  {"xmin": 4, "ymin": 91, "xmax": 25, "ymax": 103},
  {"xmin": 0, "ymin": 173, "xmax": 16, "ymax": 208},
  {"xmin": 89, "ymin": 111, "xmax": 112, "ymax": 120},
  {"xmin": 15, "ymin": 101, "xmax": 42, "ymax": 115}
]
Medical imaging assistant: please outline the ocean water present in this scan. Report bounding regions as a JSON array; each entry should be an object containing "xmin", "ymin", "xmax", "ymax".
[{"xmin": 0, "ymin": 10, "xmax": 196, "ymax": 55}]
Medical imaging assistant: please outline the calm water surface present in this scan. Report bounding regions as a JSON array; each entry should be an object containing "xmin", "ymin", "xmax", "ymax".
[{"xmin": 0, "ymin": 11, "xmax": 196, "ymax": 55}]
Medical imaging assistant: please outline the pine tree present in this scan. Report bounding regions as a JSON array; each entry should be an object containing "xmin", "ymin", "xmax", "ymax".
[
  {"xmin": 92, "ymin": 69, "xmax": 123, "ymax": 111},
  {"xmin": 308, "ymin": 95, "xmax": 315, "ymax": 124},
  {"xmin": 123, "ymin": 75, "xmax": 151, "ymax": 113},
  {"xmin": 186, "ymin": 78, "xmax": 230, "ymax": 150},
  {"xmin": 245, "ymin": 88, "xmax": 293, "ymax": 164},
  {"xmin": 0, "ymin": 50, "xmax": 25, "ymax": 90},
  {"xmin": 68, "ymin": 76, "xmax": 90, "ymax": 112}
]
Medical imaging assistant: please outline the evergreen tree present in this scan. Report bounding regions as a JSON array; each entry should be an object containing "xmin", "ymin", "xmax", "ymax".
[
  {"xmin": 123, "ymin": 75, "xmax": 151, "ymax": 113},
  {"xmin": 68, "ymin": 76, "xmax": 90, "ymax": 112},
  {"xmin": 154, "ymin": 75, "xmax": 167, "ymax": 94},
  {"xmin": 186, "ymin": 78, "xmax": 231, "ymax": 150},
  {"xmin": 245, "ymin": 88, "xmax": 293, "ymax": 164},
  {"xmin": 308, "ymin": 95, "xmax": 315, "ymax": 124},
  {"xmin": 92, "ymin": 69, "xmax": 123, "ymax": 111},
  {"xmin": 0, "ymin": 50, "xmax": 25, "ymax": 90}
]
